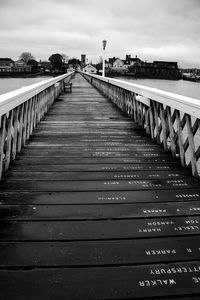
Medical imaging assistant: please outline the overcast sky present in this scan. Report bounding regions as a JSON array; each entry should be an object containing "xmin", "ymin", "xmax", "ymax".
[{"xmin": 0, "ymin": 0, "xmax": 199, "ymax": 67}]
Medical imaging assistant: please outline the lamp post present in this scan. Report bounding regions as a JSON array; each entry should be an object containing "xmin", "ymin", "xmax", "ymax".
[{"xmin": 102, "ymin": 39, "xmax": 107, "ymax": 77}]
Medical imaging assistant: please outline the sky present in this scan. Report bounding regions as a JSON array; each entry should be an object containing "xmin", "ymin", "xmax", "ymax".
[{"xmin": 0, "ymin": 0, "xmax": 200, "ymax": 67}]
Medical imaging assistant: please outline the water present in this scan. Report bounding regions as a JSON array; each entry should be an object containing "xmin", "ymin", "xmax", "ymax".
[
  {"xmin": 0, "ymin": 76, "xmax": 52, "ymax": 95},
  {"xmin": 1, "ymin": 76, "xmax": 200, "ymax": 100},
  {"xmin": 115, "ymin": 77, "xmax": 200, "ymax": 100}
]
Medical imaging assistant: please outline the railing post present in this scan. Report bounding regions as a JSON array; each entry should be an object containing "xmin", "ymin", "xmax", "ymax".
[
  {"xmin": 186, "ymin": 114, "xmax": 198, "ymax": 176},
  {"xmin": 5, "ymin": 110, "xmax": 14, "ymax": 171},
  {"xmin": 176, "ymin": 110, "xmax": 185, "ymax": 167},
  {"xmin": 0, "ymin": 115, "xmax": 6, "ymax": 179},
  {"xmin": 166, "ymin": 106, "xmax": 176, "ymax": 159},
  {"xmin": 17, "ymin": 103, "xmax": 24, "ymax": 153},
  {"xmin": 11, "ymin": 106, "xmax": 19, "ymax": 160},
  {"xmin": 149, "ymin": 101, "xmax": 155, "ymax": 140},
  {"xmin": 160, "ymin": 104, "xmax": 168, "ymax": 150}
]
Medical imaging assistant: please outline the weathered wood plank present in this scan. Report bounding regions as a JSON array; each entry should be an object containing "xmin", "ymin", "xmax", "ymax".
[
  {"xmin": 0, "ymin": 188, "xmax": 200, "ymax": 204},
  {"xmin": 4, "ymin": 170, "xmax": 190, "ymax": 181},
  {"xmin": 1, "ymin": 216, "xmax": 200, "ymax": 241},
  {"xmin": 12, "ymin": 157, "xmax": 176, "ymax": 165},
  {"xmin": 9, "ymin": 162, "xmax": 181, "ymax": 172},
  {"xmin": 0, "ymin": 178, "xmax": 199, "ymax": 191},
  {"xmin": 0, "ymin": 235, "xmax": 200, "ymax": 267},
  {"xmin": 1, "ymin": 262, "xmax": 200, "ymax": 299},
  {"xmin": 1, "ymin": 201, "xmax": 200, "ymax": 220}
]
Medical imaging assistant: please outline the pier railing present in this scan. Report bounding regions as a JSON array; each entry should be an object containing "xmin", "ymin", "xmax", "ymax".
[
  {"xmin": 81, "ymin": 72, "xmax": 200, "ymax": 177},
  {"xmin": 0, "ymin": 72, "xmax": 73, "ymax": 179}
]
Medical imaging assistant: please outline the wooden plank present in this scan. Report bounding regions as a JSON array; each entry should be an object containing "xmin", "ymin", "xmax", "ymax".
[
  {"xmin": 0, "ymin": 188, "xmax": 200, "ymax": 204},
  {"xmin": 0, "ymin": 235, "xmax": 200, "ymax": 267},
  {"xmin": 1, "ymin": 262, "xmax": 200, "ymax": 299},
  {"xmin": 1, "ymin": 216, "xmax": 200, "ymax": 241},
  {"xmin": 13, "ymin": 157, "xmax": 176, "ymax": 165},
  {"xmin": 4, "ymin": 170, "xmax": 190, "ymax": 181},
  {"xmin": 1, "ymin": 201, "xmax": 200, "ymax": 220},
  {"xmin": 20, "ymin": 150, "xmax": 167, "ymax": 157},
  {"xmin": 9, "ymin": 163, "xmax": 181, "ymax": 172},
  {"xmin": 0, "ymin": 178, "xmax": 199, "ymax": 191}
]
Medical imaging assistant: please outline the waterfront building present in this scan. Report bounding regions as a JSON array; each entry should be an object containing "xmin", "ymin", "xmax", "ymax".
[
  {"xmin": 110, "ymin": 58, "xmax": 129, "ymax": 74},
  {"xmin": 0, "ymin": 58, "xmax": 31, "ymax": 74},
  {"xmin": 128, "ymin": 60, "xmax": 181, "ymax": 79},
  {"xmin": 125, "ymin": 54, "xmax": 142, "ymax": 66},
  {"xmin": 83, "ymin": 64, "xmax": 97, "ymax": 74},
  {"xmin": 106, "ymin": 55, "xmax": 142, "ymax": 75},
  {"xmin": 0, "ymin": 58, "xmax": 14, "ymax": 73},
  {"xmin": 13, "ymin": 59, "xmax": 31, "ymax": 73},
  {"xmin": 38, "ymin": 60, "xmax": 51, "ymax": 71}
]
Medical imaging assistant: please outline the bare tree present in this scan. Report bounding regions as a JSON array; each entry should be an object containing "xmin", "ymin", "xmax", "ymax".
[
  {"xmin": 61, "ymin": 54, "xmax": 69, "ymax": 63},
  {"xmin": 19, "ymin": 52, "xmax": 35, "ymax": 63}
]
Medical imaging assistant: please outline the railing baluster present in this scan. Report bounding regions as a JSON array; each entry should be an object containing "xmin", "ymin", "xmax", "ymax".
[
  {"xmin": 17, "ymin": 103, "xmax": 24, "ymax": 153},
  {"xmin": 149, "ymin": 101, "xmax": 155, "ymax": 140},
  {"xmin": 145, "ymin": 107, "xmax": 150, "ymax": 135},
  {"xmin": 160, "ymin": 104, "xmax": 168, "ymax": 150},
  {"xmin": 12, "ymin": 106, "xmax": 19, "ymax": 160},
  {"xmin": 176, "ymin": 110, "xmax": 185, "ymax": 166},
  {"xmin": 0, "ymin": 115, "xmax": 6, "ymax": 178},
  {"xmin": 5, "ymin": 110, "xmax": 14, "ymax": 171},
  {"xmin": 22, "ymin": 101, "xmax": 28, "ymax": 146},
  {"xmin": 166, "ymin": 106, "xmax": 176, "ymax": 158},
  {"xmin": 186, "ymin": 114, "xmax": 198, "ymax": 176},
  {"xmin": 152, "ymin": 101, "xmax": 160, "ymax": 143}
]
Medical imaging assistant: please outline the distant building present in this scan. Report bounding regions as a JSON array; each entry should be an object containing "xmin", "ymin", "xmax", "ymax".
[
  {"xmin": 0, "ymin": 58, "xmax": 31, "ymax": 74},
  {"xmin": 0, "ymin": 58, "xmax": 14, "ymax": 73},
  {"xmin": 153, "ymin": 61, "xmax": 178, "ymax": 68},
  {"xmin": 83, "ymin": 64, "xmax": 97, "ymax": 74},
  {"xmin": 38, "ymin": 60, "xmax": 51, "ymax": 72},
  {"xmin": 81, "ymin": 54, "xmax": 86, "ymax": 67},
  {"xmin": 112, "ymin": 58, "xmax": 128, "ymax": 72},
  {"xmin": 107, "ymin": 55, "xmax": 142, "ymax": 74},
  {"xmin": 129, "ymin": 60, "xmax": 181, "ymax": 79},
  {"xmin": 13, "ymin": 59, "xmax": 31, "ymax": 72},
  {"xmin": 107, "ymin": 57, "xmax": 116, "ymax": 68},
  {"xmin": 125, "ymin": 54, "xmax": 142, "ymax": 66},
  {"xmin": 112, "ymin": 58, "xmax": 124, "ymax": 69}
]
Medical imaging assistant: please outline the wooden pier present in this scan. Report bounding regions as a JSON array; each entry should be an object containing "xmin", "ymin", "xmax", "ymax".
[{"xmin": 1, "ymin": 73, "xmax": 200, "ymax": 299}]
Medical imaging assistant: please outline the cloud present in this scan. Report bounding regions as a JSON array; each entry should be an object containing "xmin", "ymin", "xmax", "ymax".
[{"xmin": 0, "ymin": 0, "xmax": 199, "ymax": 66}]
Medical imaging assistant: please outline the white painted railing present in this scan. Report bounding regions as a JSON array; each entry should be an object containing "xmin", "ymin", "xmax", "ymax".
[
  {"xmin": 81, "ymin": 72, "xmax": 200, "ymax": 177},
  {"xmin": 0, "ymin": 72, "xmax": 74, "ymax": 178}
]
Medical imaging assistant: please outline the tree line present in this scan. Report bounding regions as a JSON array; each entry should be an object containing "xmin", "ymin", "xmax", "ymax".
[{"xmin": 19, "ymin": 52, "xmax": 81, "ymax": 73}]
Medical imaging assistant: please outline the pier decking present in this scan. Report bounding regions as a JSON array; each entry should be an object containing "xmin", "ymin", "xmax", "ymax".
[{"xmin": 1, "ymin": 73, "xmax": 200, "ymax": 299}]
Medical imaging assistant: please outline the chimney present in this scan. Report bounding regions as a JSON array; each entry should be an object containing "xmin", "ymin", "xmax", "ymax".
[{"xmin": 126, "ymin": 54, "xmax": 131, "ymax": 60}]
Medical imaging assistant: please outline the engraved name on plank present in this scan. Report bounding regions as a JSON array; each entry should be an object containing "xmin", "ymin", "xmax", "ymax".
[
  {"xmin": 138, "ymin": 217, "xmax": 200, "ymax": 234},
  {"xmin": 139, "ymin": 263, "xmax": 200, "ymax": 288},
  {"xmin": 103, "ymin": 179, "xmax": 189, "ymax": 188},
  {"xmin": 95, "ymin": 192, "xmax": 200, "ymax": 202},
  {"xmin": 113, "ymin": 173, "xmax": 180, "ymax": 179}
]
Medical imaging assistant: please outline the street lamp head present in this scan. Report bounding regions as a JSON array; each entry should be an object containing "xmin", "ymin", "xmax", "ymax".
[{"xmin": 102, "ymin": 39, "xmax": 107, "ymax": 50}]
